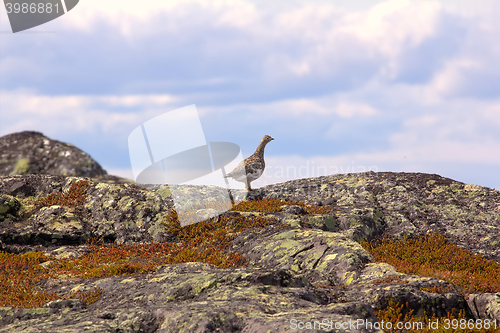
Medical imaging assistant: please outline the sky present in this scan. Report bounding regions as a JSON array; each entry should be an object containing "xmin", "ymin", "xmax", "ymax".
[{"xmin": 1, "ymin": 0, "xmax": 499, "ymax": 190}]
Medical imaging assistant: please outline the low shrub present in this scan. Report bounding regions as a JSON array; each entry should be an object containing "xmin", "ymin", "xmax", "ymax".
[
  {"xmin": 360, "ymin": 233, "xmax": 500, "ymax": 294},
  {"xmin": 37, "ymin": 180, "xmax": 89, "ymax": 208},
  {"xmin": 377, "ymin": 299, "xmax": 500, "ymax": 333},
  {"xmin": 0, "ymin": 207, "xmax": 280, "ymax": 308}
]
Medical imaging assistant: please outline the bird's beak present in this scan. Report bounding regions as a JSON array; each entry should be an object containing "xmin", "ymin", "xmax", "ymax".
[{"xmin": 270, "ymin": 137, "xmax": 274, "ymax": 140}]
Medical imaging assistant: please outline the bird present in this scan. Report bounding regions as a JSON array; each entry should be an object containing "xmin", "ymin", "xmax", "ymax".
[{"xmin": 224, "ymin": 135, "xmax": 274, "ymax": 191}]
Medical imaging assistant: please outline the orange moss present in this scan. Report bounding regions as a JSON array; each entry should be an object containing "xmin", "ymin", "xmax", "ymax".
[
  {"xmin": 420, "ymin": 285, "xmax": 457, "ymax": 294},
  {"xmin": 37, "ymin": 180, "xmax": 89, "ymax": 208},
  {"xmin": 0, "ymin": 251, "xmax": 55, "ymax": 308},
  {"xmin": 1, "ymin": 208, "xmax": 281, "ymax": 308},
  {"xmin": 2, "ymin": 196, "xmax": 326, "ymax": 308},
  {"xmin": 360, "ymin": 233, "xmax": 500, "ymax": 294},
  {"xmin": 377, "ymin": 299, "xmax": 500, "ymax": 333},
  {"xmin": 371, "ymin": 275, "xmax": 409, "ymax": 285},
  {"xmin": 67, "ymin": 287, "xmax": 103, "ymax": 306},
  {"xmin": 0, "ymin": 250, "xmax": 103, "ymax": 308}
]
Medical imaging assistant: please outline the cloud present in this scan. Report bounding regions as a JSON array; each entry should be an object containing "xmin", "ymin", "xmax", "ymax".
[
  {"xmin": 0, "ymin": 90, "xmax": 178, "ymax": 136},
  {"xmin": 1, "ymin": 0, "xmax": 466, "ymax": 101},
  {"xmin": 57, "ymin": 0, "xmax": 260, "ymax": 37},
  {"xmin": 339, "ymin": 0, "xmax": 441, "ymax": 58},
  {"xmin": 335, "ymin": 102, "xmax": 377, "ymax": 118},
  {"xmin": 427, "ymin": 58, "xmax": 482, "ymax": 99},
  {"xmin": 200, "ymin": 98, "xmax": 377, "ymax": 118}
]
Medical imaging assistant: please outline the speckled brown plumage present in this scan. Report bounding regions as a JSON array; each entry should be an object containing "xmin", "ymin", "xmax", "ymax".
[{"xmin": 224, "ymin": 135, "xmax": 274, "ymax": 190}]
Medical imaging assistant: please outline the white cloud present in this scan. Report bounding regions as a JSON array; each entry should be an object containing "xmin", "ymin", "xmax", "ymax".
[
  {"xmin": 200, "ymin": 97, "xmax": 378, "ymax": 119},
  {"xmin": 44, "ymin": 0, "xmax": 446, "ymax": 83},
  {"xmin": 95, "ymin": 95, "xmax": 176, "ymax": 108},
  {"xmin": 335, "ymin": 102, "xmax": 377, "ymax": 118},
  {"xmin": 483, "ymin": 104, "xmax": 500, "ymax": 127},
  {"xmin": 4, "ymin": 0, "xmax": 493, "ymax": 102},
  {"xmin": 339, "ymin": 0, "xmax": 441, "ymax": 58},
  {"xmin": 426, "ymin": 59, "xmax": 482, "ymax": 99},
  {"xmin": 0, "ymin": 90, "xmax": 178, "ymax": 135},
  {"xmin": 388, "ymin": 98, "xmax": 500, "ymax": 145},
  {"xmin": 213, "ymin": 0, "xmax": 258, "ymax": 29},
  {"xmin": 58, "ymin": 0, "xmax": 259, "ymax": 37}
]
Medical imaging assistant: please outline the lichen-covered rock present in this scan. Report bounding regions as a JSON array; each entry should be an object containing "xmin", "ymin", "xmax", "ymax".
[
  {"xmin": 280, "ymin": 204, "xmax": 306, "ymax": 215},
  {"xmin": 0, "ymin": 175, "xmax": 175, "ymax": 249},
  {"xmin": 467, "ymin": 293, "xmax": 500, "ymax": 320},
  {"xmin": 0, "ymin": 194, "xmax": 20, "ymax": 220},
  {"xmin": 29, "ymin": 205, "xmax": 86, "ymax": 243},
  {"xmin": 263, "ymin": 171, "xmax": 500, "ymax": 262},
  {"xmin": 232, "ymin": 229, "xmax": 374, "ymax": 286},
  {"xmin": 0, "ymin": 131, "xmax": 106, "ymax": 178},
  {"xmin": 1, "ymin": 171, "xmax": 499, "ymax": 332},
  {"xmin": 0, "ymin": 262, "xmax": 467, "ymax": 333}
]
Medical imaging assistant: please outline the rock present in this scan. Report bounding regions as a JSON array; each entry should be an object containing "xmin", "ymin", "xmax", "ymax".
[
  {"xmin": 281, "ymin": 204, "xmax": 306, "ymax": 215},
  {"xmin": 0, "ymin": 131, "xmax": 106, "ymax": 178},
  {"xmin": 304, "ymin": 214, "xmax": 339, "ymax": 231},
  {"xmin": 467, "ymin": 293, "xmax": 500, "ymax": 320},
  {"xmin": 44, "ymin": 299, "xmax": 87, "ymax": 310},
  {"xmin": 0, "ymin": 194, "xmax": 21, "ymax": 219},
  {"xmin": 196, "ymin": 208, "xmax": 224, "ymax": 221},
  {"xmin": 0, "ymin": 175, "xmax": 175, "ymax": 248},
  {"xmin": 263, "ymin": 171, "xmax": 500, "ymax": 262},
  {"xmin": 0, "ymin": 171, "xmax": 499, "ymax": 332}
]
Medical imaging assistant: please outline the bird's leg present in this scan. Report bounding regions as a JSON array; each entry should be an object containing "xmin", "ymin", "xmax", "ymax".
[{"xmin": 245, "ymin": 180, "xmax": 252, "ymax": 191}]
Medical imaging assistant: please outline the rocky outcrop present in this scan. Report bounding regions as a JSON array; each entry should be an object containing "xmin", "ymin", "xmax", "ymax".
[
  {"xmin": 0, "ymin": 172, "xmax": 499, "ymax": 332},
  {"xmin": 0, "ymin": 175, "xmax": 173, "ymax": 249},
  {"xmin": 263, "ymin": 171, "xmax": 500, "ymax": 263},
  {"xmin": 0, "ymin": 131, "xmax": 107, "ymax": 178}
]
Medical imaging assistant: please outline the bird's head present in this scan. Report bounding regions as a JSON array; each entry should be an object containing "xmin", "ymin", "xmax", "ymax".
[{"xmin": 263, "ymin": 135, "xmax": 274, "ymax": 143}]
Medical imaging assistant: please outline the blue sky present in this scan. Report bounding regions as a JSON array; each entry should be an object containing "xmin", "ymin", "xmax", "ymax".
[{"xmin": 1, "ymin": 0, "xmax": 499, "ymax": 189}]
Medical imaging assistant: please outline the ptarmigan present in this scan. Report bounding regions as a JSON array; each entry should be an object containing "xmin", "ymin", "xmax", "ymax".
[{"xmin": 224, "ymin": 135, "xmax": 274, "ymax": 191}]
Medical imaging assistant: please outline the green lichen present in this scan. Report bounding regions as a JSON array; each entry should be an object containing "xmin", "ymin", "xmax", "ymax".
[
  {"xmin": 308, "ymin": 215, "xmax": 338, "ymax": 231},
  {"xmin": 22, "ymin": 308, "xmax": 50, "ymax": 315},
  {"xmin": 0, "ymin": 202, "xmax": 12, "ymax": 215},
  {"xmin": 12, "ymin": 158, "xmax": 30, "ymax": 175}
]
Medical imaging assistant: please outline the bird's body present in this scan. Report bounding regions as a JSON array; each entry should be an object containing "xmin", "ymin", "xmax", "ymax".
[{"xmin": 224, "ymin": 135, "xmax": 274, "ymax": 191}]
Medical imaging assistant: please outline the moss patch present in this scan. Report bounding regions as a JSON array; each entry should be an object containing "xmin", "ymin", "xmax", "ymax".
[
  {"xmin": 12, "ymin": 158, "xmax": 30, "ymax": 175},
  {"xmin": 0, "ymin": 207, "xmax": 283, "ymax": 308},
  {"xmin": 360, "ymin": 233, "xmax": 500, "ymax": 294}
]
